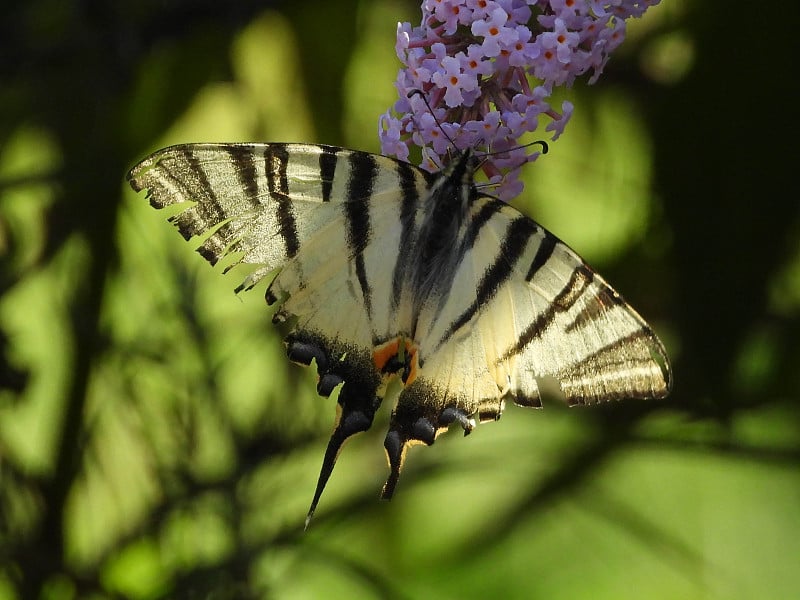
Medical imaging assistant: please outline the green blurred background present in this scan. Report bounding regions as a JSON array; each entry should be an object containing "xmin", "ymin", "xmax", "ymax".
[{"xmin": 1, "ymin": 1, "xmax": 798, "ymax": 598}]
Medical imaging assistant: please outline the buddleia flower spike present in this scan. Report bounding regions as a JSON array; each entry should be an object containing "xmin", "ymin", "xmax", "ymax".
[{"xmin": 379, "ymin": 0, "xmax": 661, "ymax": 200}]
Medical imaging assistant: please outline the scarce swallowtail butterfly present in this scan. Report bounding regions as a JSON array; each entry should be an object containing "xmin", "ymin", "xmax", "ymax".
[{"xmin": 128, "ymin": 143, "xmax": 671, "ymax": 526}]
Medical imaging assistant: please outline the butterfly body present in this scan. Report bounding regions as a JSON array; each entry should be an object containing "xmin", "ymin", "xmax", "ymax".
[{"xmin": 128, "ymin": 142, "xmax": 671, "ymax": 524}]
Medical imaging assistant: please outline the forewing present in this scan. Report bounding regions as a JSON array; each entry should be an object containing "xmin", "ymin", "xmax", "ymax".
[{"xmin": 128, "ymin": 143, "xmax": 423, "ymax": 292}]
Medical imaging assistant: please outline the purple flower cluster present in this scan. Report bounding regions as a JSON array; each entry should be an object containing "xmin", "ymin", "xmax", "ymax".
[{"xmin": 379, "ymin": 0, "xmax": 660, "ymax": 200}]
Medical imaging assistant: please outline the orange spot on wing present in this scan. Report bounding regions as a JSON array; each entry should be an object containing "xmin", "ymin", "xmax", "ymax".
[
  {"xmin": 373, "ymin": 339, "xmax": 401, "ymax": 371},
  {"xmin": 372, "ymin": 337, "xmax": 420, "ymax": 387}
]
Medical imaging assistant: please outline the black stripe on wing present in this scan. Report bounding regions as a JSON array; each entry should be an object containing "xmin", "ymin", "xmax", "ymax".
[
  {"xmin": 556, "ymin": 328, "xmax": 668, "ymax": 403},
  {"xmin": 265, "ymin": 145, "xmax": 300, "ymax": 258},
  {"xmin": 195, "ymin": 147, "xmax": 261, "ymax": 264},
  {"xmin": 318, "ymin": 145, "xmax": 340, "ymax": 202},
  {"xmin": 390, "ymin": 161, "xmax": 425, "ymax": 311},
  {"xmin": 564, "ymin": 285, "xmax": 627, "ymax": 334},
  {"xmin": 344, "ymin": 152, "xmax": 378, "ymax": 319},
  {"xmin": 226, "ymin": 146, "xmax": 262, "ymax": 211},
  {"xmin": 468, "ymin": 197, "xmax": 507, "ymax": 237},
  {"xmin": 432, "ymin": 215, "xmax": 539, "ymax": 353},
  {"xmin": 172, "ymin": 147, "xmax": 236, "ymax": 265},
  {"xmin": 429, "ymin": 196, "xmax": 506, "ymax": 305},
  {"xmin": 524, "ymin": 232, "xmax": 556, "ymax": 281},
  {"xmin": 173, "ymin": 148, "xmax": 227, "ymax": 243},
  {"xmin": 498, "ymin": 263, "xmax": 595, "ymax": 362}
]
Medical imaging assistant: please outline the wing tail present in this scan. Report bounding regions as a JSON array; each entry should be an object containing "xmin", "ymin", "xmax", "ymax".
[{"xmin": 306, "ymin": 399, "xmax": 379, "ymax": 529}]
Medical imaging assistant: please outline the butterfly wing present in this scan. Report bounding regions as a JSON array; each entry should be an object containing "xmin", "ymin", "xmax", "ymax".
[
  {"xmin": 380, "ymin": 195, "xmax": 671, "ymax": 493},
  {"xmin": 426, "ymin": 194, "xmax": 671, "ymax": 405},
  {"xmin": 481, "ymin": 201, "xmax": 671, "ymax": 406},
  {"xmin": 130, "ymin": 143, "xmax": 427, "ymax": 332},
  {"xmin": 128, "ymin": 142, "xmax": 435, "ymax": 523}
]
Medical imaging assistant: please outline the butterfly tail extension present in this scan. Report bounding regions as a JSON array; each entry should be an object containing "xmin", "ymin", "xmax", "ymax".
[
  {"xmin": 286, "ymin": 333, "xmax": 384, "ymax": 528},
  {"xmin": 380, "ymin": 384, "xmax": 476, "ymax": 500},
  {"xmin": 305, "ymin": 394, "xmax": 381, "ymax": 529}
]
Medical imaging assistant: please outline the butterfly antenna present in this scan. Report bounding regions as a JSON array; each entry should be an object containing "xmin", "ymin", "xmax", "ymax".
[
  {"xmin": 407, "ymin": 89, "xmax": 457, "ymax": 148},
  {"xmin": 479, "ymin": 139, "xmax": 549, "ymax": 162},
  {"xmin": 473, "ymin": 139, "xmax": 550, "ymax": 195},
  {"xmin": 530, "ymin": 139, "xmax": 549, "ymax": 154}
]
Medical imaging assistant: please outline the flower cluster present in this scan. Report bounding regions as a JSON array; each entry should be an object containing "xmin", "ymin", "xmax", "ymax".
[{"xmin": 379, "ymin": 0, "xmax": 660, "ymax": 200}]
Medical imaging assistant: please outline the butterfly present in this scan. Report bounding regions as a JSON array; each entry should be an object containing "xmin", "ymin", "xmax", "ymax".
[{"xmin": 128, "ymin": 143, "xmax": 671, "ymax": 526}]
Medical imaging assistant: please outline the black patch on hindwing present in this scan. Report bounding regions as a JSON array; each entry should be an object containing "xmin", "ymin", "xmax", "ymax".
[
  {"xmin": 286, "ymin": 329, "xmax": 384, "ymax": 528},
  {"xmin": 381, "ymin": 379, "xmax": 475, "ymax": 500}
]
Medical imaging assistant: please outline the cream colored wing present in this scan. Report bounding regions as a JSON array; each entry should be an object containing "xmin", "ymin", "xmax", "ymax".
[
  {"xmin": 378, "ymin": 195, "xmax": 671, "ymax": 495},
  {"xmin": 416, "ymin": 195, "xmax": 671, "ymax": 411},
  {"xmin": 128, "ymin": 143, "xmax": 427, "ymax": 292},
  {"xmin": 129, "ymin": 142, "xmax": 436, "ymax": 524}
]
